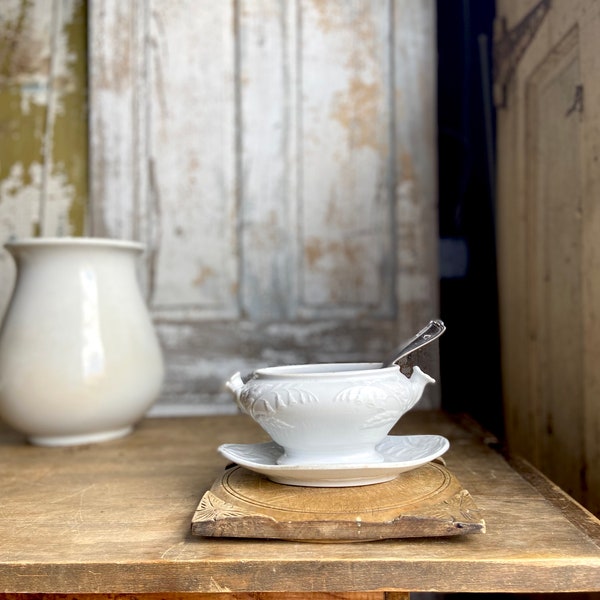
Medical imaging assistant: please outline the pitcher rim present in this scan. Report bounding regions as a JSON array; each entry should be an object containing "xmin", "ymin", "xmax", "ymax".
[{"xmin": 4, "ymin": 236, "xmax": 145, "ymax": 252}]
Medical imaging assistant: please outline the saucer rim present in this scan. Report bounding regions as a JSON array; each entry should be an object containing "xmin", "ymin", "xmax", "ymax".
[{"xmin": 218, "ymin": 434, "xmax": 450, "ymax": 472}]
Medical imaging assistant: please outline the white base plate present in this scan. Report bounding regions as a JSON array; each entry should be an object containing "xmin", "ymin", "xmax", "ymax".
[{"xmin": 218, "ymin": 435, "xmax": 450, "ymax": 487}]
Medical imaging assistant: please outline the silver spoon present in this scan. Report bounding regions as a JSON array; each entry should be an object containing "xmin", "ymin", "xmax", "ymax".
[
  {"xmin": 237, "ymin": 320, "xmax": 446, "ymax": 384},
  {"xmin": 384, "ymin": 319, "xmax": 446, "ymax": 371}
]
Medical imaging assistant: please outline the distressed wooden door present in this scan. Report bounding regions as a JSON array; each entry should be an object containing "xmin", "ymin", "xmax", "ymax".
[
  {"xmin": 495, "ymin": 0, "xmax": 600, "ymax": 514},
  {"xmin": 0, "ymin": 0, "xmax": 87, "ymax": 312},
  {"xmin": 89, "ymin": 1, "xmax": 439, "ymax": 414}
]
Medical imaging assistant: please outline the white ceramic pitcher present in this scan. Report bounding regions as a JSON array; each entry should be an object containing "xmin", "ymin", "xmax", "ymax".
[{"xmin": 0, "ymin": 237, "xmax": 164, "ymax": 446}]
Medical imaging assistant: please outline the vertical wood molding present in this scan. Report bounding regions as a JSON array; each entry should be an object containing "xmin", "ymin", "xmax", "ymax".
[
  {"xmin": 392, "ymin": 0, "xmax": 438, "ymax": 341},
  {"xmin": 146, "ymin": 1, "xmax": 238, "ymax": 318},
  {"xmin": 88, "ymin": 0, "xmax": 139, "ymax": 241},
  {"xmin": 238, "ymin": 0, "xmax": 298, "ymax": 321},
  {"xmin": 579, "ymin": 0, "xmax": 600, "ymax": 519}
]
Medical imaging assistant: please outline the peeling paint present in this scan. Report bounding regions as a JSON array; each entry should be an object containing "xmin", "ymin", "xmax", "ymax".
[
  {"xmin": 303, "ymin": 235, "xmax": 373, "ymax": 305},
  {"xmin": 0, "ymin": 0, "xmax": 87, "ymax": 233},
  {"xmin": 305, "ymin": 236, "xmax": 362, "ymax": 269},
  {"xmin": 0, "ymin": 0, "xmax": 88, "ymax": 318},
  {"xmin": 310, "ymin": 0, "xmax": 338, "ymax": 33},
  {"xmin": 0, "ymin": 88, "xmax": 46, "ymax": 186},
  {"xmin": 311, "ymin": 0, "xmax": 375, "ymax": 41},
  {"xmin": 52, "ymin": 0, "xmax": 88, "ymax": 236},
  {"xmin": 0, "ymin": 161, "xmax": 43, "ymax": 228}
]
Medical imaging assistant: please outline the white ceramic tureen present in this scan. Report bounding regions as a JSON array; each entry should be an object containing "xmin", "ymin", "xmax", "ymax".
[{"xmin": 226, "ymin": 362, "xmax": 435, "ymax": 466}]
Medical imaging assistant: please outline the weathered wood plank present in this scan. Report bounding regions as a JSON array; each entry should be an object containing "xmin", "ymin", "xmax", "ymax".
[
  {"xmin": 147, "ymin": 1, "xmax": 238, "ymax": 317},
  {"xmin": 0, "ymin": 594, "xmax": 390, "ymax": 600},
  {"xmin": 496, "ymin": 0, "xmax": 600, "ymax": 516},
  {"xmin": 298, "ymin": 0, "xmax": 394, "ymax": 317},
  {"xmin": 0, "ymin": 0, "xmax": 87, "ymax": 317},
  {"xmin": 238, "ymin": 0, "xmax": 297, "ymax": 322},
  {"xmin": 526, "ymin": 26, "xmax": 584, "ymax": 498},
  {"xmin": 88, "ymin": 0, "xmax": 141, "ymax": 242},
  {"xmin": 150, "ymin": 318, "xmax": 441, "ymax": 413},
  {"xmin": 579, "ymin": 0, "xmax": 600, "ymax": 527}
]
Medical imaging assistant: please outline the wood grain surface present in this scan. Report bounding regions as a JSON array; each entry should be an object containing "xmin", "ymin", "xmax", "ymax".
[
  {"xmin": 1, "ymin": 411, "xmax": 599, "ymax": 594},
  {"xmin": 0, "ymin": 594, "xmax": 404, "ymax": 600}
]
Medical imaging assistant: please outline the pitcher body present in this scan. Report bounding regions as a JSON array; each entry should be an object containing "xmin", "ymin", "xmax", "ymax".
[{"xmin": 0, "ymin": 237, "xmax": 164, "ymax": 446}]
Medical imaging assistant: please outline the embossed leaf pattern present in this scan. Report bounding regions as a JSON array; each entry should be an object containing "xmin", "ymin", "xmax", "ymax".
[
  {"xmin": 333, "ymin": 381, "xmax": 409, "ymax": 428},
  {"xmin": 334, "ymin": 384, "xmax": 390, "ymax": 405},
  {"xmin": 335, "ymin": 381, "xmax": 408, "ymax": 404},
  {"xmin": 376, "ymin": 435, "xmax": 449, "ymax": 462},
  {"xmin": 242, "ymin": 382, "xmax": 319, "ymax": 418},
  {"xmin": 257, "ymin": 414, "xmax": 295, "ymax": 430},
  {"xmin": 222, "ymin": 442, "xmax": 282, "ymax": 464},
  {"xmin": 362, "ymin": 410, "xmax": 401, "ymax": 429}
]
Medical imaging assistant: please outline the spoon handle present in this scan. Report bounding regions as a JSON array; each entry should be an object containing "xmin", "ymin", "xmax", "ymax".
[{"xmin": 385, "ymin": 319, "xmax": 446, "ymax": 368}]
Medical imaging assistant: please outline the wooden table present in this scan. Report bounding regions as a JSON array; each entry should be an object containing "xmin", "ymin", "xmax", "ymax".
[{"xmin": 1, "ymin": 411, "xmax": 600, "ymax": 599}]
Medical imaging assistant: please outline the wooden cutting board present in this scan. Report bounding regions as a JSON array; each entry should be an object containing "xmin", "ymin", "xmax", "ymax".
[{"xmin": 191, "ymin": 462, "xmax": 485, "ymax": 542}]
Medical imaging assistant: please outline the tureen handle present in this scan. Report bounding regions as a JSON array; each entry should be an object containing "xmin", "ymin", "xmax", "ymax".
[{"xmin": 225, "ymin": 372, "xmax": 249, "ymax": 413}]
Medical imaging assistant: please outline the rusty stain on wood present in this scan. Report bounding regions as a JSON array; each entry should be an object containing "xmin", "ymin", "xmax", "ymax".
[
  {"xmin": 305, "ymin": 238, "xmax": 364, "ymax": 281},
  {"xmin": 331, "ymin": 77, "xmax": 383, "ymax": 151},
  {"xmin": 193, "ymin": 264, "xmax": 217, "ymax": 287},
  {"xmin": 303, "ymin": 234, "xmax": 370, "ymax": 304}
]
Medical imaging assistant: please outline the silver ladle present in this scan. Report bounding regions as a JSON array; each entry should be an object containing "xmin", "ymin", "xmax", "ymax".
[{"xmin": 384, "ymin": 319, "xmax": 446, "ymax": 373}]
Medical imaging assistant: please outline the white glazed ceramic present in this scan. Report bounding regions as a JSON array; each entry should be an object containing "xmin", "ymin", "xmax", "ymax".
[
  {"xmin": 218, "ymin": 435, "xmax": 449, "ymax": 487},
  {"xmin": 226, "ymin": 362, "xmax": 435, "ymax": 466},
  {"xmin": 0, "ymin": 237, "xmax": 164, "ymax": 446}
]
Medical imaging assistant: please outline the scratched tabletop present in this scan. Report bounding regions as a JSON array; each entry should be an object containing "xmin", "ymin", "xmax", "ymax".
[{"xmin": 1, "ymin": 411, "xmax": 600, "ymax": 595}]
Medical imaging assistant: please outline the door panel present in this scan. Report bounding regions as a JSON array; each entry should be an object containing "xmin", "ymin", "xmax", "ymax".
[{"xmin": 89, "ymin": 0, "xmax": 439, "ymax": 413}]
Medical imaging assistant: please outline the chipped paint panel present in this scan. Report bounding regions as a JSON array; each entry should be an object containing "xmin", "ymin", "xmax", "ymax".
[
  {"xmin": 48, "ymin": 0, "xmax": 88, "ymax": 237},
  {"xmin": 147, "ymin": 0, "xmax": 238, "ymax": 316},
  {"xmin": 90, "ymin": 1, "xmax": 239, "ymax": 314},
  {"xmin": 393, "ymin": 0, "xmax": 438, "ymax": 342},
  {"xmin": 88, "ymin": 1, "xmax": 140, "ymax": 242},
  {"xmin": 89, "ymin": 0, "xmax": 439, "ymax": 411},
  {"xmin": 0, "ymin": 0, "xmax": 88, "ymax": 319},
  {"xmin": 0, "ymin": 0, "xmax": 87, "ymax": 233},
  {"xmin": 300, "ymin": 0, "xmax": 394, "ymax": 316}
]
